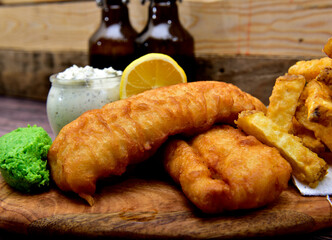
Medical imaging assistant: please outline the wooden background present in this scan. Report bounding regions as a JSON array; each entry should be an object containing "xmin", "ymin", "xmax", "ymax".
[{"xmin": 0, "ymin": 0, "xmax": 332, "ymax": 104}]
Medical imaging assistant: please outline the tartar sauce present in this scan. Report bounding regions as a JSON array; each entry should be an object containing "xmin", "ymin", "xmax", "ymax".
[{"xmin": 46, "ymin": 65, "xmax": 122, "ymax": 136}]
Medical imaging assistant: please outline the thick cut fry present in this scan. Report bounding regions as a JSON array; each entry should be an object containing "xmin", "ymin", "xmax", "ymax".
[
  {"xmin": 163, "ymin": 125, "xmax": 292, "ymax": 213},
  {"xmin": 48, "ymin": 81, "xmax": 266, "ymax": 205},
  {"xmin": 295, "ymin": 79, "xmax": 332, "ymax": 152},
  {"xmin": 236, "ymin": 110, "xmax": 328, "ymax": 187},
  {"xmin": 291, "ymin": 117, "xmax": 326, "ymax": 154},
  {"xmin": 316, "ymin": 67, "xmax": 332, "ymax": 88},
  {"xmin": 288, "ymin": 57, "xmax": 332, "ymax": 81},
  {"xmin": 267, "ymin": 74, "xmax": 306, "ymax": 132},
  {"xmin": 305, "ymin": 79, "xmax": 332, "ymax": 125},
  {"xmin": 323, "ymin": 37, "xmax": 332, "ymax": 58},
  {"xmin": 296, "ymin": 101, "xmax": 332, "ymax": 152}
]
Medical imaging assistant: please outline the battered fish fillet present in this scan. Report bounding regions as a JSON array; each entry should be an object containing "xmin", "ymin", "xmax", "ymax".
[
  {"xmin": 163, "ymin": 125, "xmax": 292, "ymax": 213},
  {"xmin": 48, "ymin": 81, "xmax": 266, "ymax": 205}
]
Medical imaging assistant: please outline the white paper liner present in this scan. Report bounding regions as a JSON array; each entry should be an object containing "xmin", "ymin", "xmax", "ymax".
[{"xmin": 292, "ymin": 163, "xmax": 332, "ymax": 196}]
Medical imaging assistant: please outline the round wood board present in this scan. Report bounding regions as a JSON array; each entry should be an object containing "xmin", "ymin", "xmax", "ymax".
[{"xmin": 0, "ymin": 160, "xmax": 331, "ymax": 239}]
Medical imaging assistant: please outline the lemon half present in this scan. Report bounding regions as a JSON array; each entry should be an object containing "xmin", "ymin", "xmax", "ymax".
[{"xmin": 119, "ymin": 53, "xmax": 187, "ymax": 99}]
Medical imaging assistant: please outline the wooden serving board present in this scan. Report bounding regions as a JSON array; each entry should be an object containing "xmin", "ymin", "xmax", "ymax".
[{"xmin": 0, "ymin": 159, "xmax": 331, "ymax": 239}]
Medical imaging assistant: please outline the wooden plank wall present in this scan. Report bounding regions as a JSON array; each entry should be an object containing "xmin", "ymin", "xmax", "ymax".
[{"xmin": 0, "ymin": 0, "xmax": 332, "ymax": 104}]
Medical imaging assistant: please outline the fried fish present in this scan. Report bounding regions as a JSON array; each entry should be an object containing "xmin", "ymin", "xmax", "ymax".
[
  {"xmin": 48, "ymin": 81, "xmax": 266, "ymax": 205},
  {"xmin": 163, "ymin": 125, "xmax": 292, "ymax": 213}
]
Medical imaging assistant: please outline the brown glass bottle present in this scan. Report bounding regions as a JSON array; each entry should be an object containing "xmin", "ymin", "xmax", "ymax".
[
  {"xmin": 135, "ymin": 0, "xmax": 196, "ymax": 81},
  {"xmin": 89, "ymin": 0, "xmax": 138, "ymax": 70}
]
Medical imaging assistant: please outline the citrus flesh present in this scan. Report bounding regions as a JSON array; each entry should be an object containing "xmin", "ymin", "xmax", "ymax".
[{"xmin": 120, "ymin": 53, "xmax": 187, "ymax": 99}]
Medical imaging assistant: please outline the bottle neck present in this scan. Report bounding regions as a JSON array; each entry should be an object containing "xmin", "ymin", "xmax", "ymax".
[
  {"xmin": 100, "ymin": 1, "xmax": 130, "ymax": 25},
  {"xmin": 148, "ymin": 0, "xmax": 180, "ymax": 24}
]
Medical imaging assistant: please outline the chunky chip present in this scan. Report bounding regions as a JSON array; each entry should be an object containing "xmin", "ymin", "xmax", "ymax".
[
  {"xmin": 323, "ymin": 37, "xmax": 332, "ymax": 58},
  {"xmin": 296, "ymin": 101, "xmax": 332, "ymax": 152},
  {"xmin": 316, "ymin": 66, "xmax": 332, "ymax": 88},
  {"xmin": 295, "ymin": 77, "xmax": 332, "ymax": 152},
  {"xmin": 288, "ymin": 57, "xmax": 332, "ymax": 81},
  {"xmin": 236, "ymin": 110, "xmax": 328, "ymax": 188},
  {"xmin": 304, "ymin": 79, "xmax": 332, "ymax": 125},
  {"xmin": 267, "ymin": 74, "xmax": 306, "ymax": 132},
  {"xmin": 291, "ymin": 117, "xmax": 326, "ymax": 154}
]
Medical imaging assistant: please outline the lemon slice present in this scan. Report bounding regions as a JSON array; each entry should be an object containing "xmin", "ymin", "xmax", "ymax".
[{"xmin": 119, "ymin": 53, "xmax": 187, "ymax": 99}]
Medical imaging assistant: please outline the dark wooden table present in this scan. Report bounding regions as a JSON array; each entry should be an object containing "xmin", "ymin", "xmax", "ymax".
[
  {"xmin": 0, "ymin": 96, "xmax": 54, "ymax": 140},
  {"xmin": 0, "ymin": 96, "xmax": 331, "ymax": 240}
]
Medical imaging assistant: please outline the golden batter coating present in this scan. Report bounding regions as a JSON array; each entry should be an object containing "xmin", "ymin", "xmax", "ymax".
[
  {"xmin": 47, "ymin": 81, "xmax": 266, "ymax": 205},
  {"xmin": 163, "ymin": 125, "xmax": 292, "ymax": 213}
]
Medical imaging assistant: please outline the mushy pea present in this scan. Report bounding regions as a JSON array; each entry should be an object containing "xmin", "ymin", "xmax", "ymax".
[{"xmin": 0, "ymin": 125, "xmax": 52, "ymax": 192}]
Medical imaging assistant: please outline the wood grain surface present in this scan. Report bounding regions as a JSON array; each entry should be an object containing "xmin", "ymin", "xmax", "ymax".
[
  {"xmin": 0, "ymin": 96, "xmax": 54, "ymax": 139},
  {"xmin": 0, "ymin": 96, "xmax": 331, "ymax": 239},
  {"xmin": 0, "ymin": 52, "xmax": 303, "ymax": 104},
  {"xmin": 0, "ymin": 158, "xmax": 331, "ymax": 239},
  {"xmin": 0, "ymin": 0, "xmax": 72, "ymax": 4},
  {"xmin": 1, "ymin": 0, "xmax": 332, "ymax": 101},
  {"xmin": 0, "ymin": 0, "xmax": 332, "ymax": 56}
]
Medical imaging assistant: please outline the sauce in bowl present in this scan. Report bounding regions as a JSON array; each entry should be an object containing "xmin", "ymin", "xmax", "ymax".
[{"xmin": 46, "ymin": 65, "xmax": 122, "ymax": 136}]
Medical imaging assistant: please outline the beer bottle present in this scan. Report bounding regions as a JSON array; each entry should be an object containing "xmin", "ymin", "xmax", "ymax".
[
  {"xmin": 135, "ymin": 0, "xmax": 196, "ymax": 81},
  {"xmin": 89, "ymin": 0, "xmax": 138, "ymax": 71}
]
